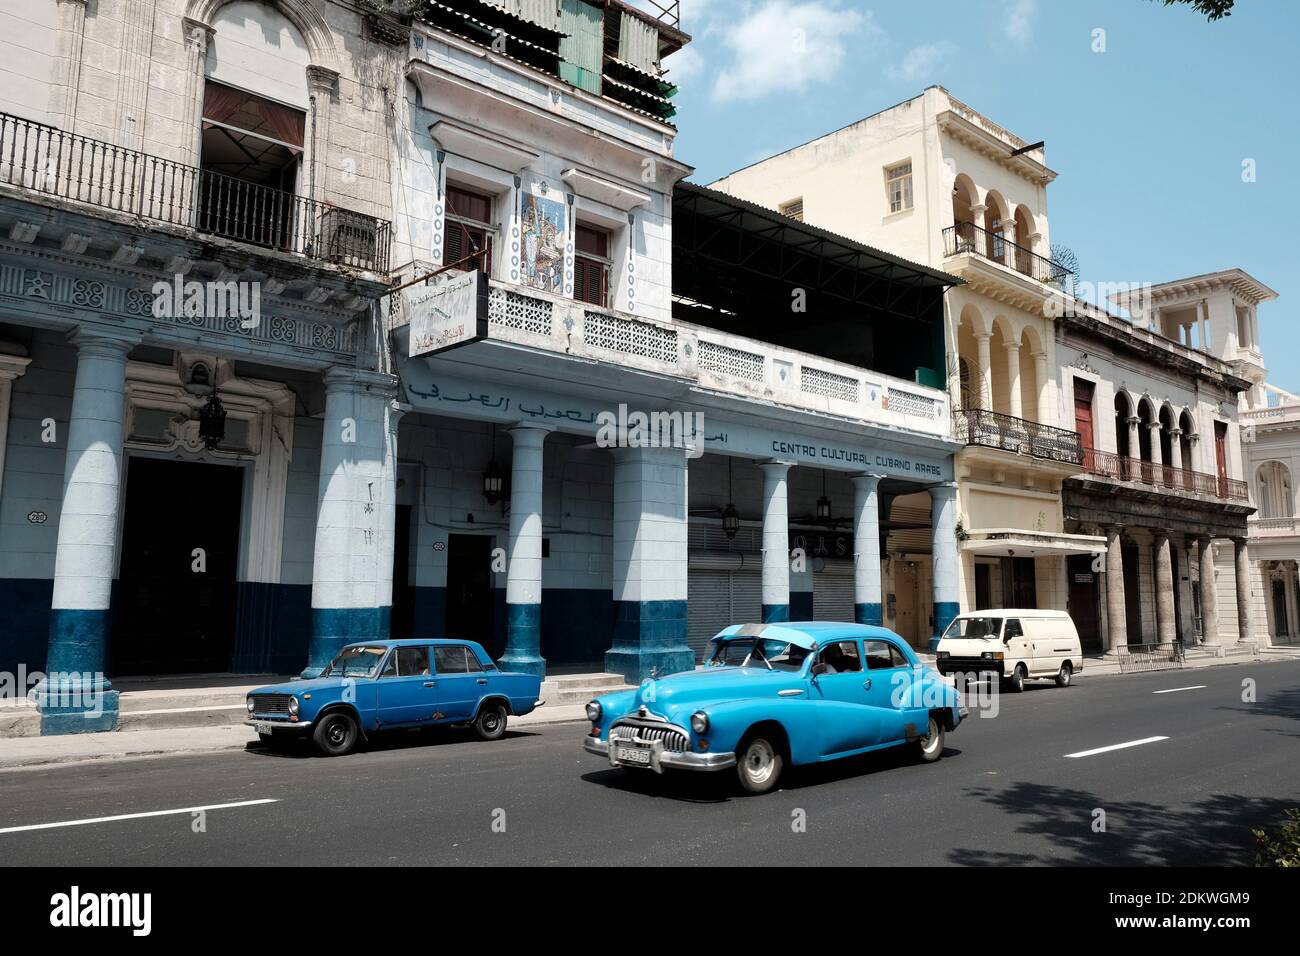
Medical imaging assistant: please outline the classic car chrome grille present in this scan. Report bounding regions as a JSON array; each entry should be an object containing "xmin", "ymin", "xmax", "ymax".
[
  {"xmin": 251, "ymin": 693, "xmax": 292, "ymax": 715},
  {"xmin": 611, "ymin": 720, "xmax": 689, "ymax": 753}
]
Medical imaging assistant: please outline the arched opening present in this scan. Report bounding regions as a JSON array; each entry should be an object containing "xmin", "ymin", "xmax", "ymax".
[
  {"xmin": 1178, "ymin": 409, "xmax": 1195, "ymax": 474},
  {"xmin": 956, "ymin": 304, "xmax": 986, "ymax": 410},
  {"xmin": 1158, "ymin": 405, "xmax": 1175, "ymax": 476},
  {"xmin": 989, "ymin": 319, "xmax": 1014, "ymax": 416},
  {"xmin": 1115, "ymin": 392, "xmax": 1133, "ymax": 480},
  {"xmin": 983, "ymin": 190, "xmax": 1009, "ymax": 263},
  {"xmin": 1018, "ymin": 327, "xmax": 1041, "ymax": 423},
  {"xmin": 1013, "ymin": 205, "xmax": 1035, "ymax": 274},
  {"xmin": 1257, "ymin": 461, "xmax": 1294, "ymax": 520},
  {"xmin": 951, "ymin": 174, "xmax": 979, "ymax": 252},
  {"xmin": 1136, "ymin": 398, "xmax": 1155, "ymax": 482}
]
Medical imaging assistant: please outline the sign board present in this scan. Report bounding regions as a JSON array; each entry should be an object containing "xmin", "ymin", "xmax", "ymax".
[{"xmin": 407, "ymin": 269, "xmax": 489, "ymax": 357}]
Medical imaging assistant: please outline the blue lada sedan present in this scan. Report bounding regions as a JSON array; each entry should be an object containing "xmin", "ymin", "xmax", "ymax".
[
  {"xmin": 583, "ymin": 622, "xmax": 966, "ymax": 794},
  {"xmin": 246, "ymin": 639, "xmax": 543, "ymax": 756}
]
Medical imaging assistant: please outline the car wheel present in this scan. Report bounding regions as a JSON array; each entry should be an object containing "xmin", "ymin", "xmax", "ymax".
[
  {"xmin": 1009, "ymin": 664, "xmax": 1028, "ymax": 693},
  {"xmin": 474, "ymin": 702, "xmax": 508, "ymax": 741},
  {"xmin": 312, "ymin": 712, "xmax": 359, "ymax": 757},
  {"xmin": 736, "ymin": 735, "xmax": 784, "ymax": 795},
  {"xmin": 1055, "ymin": 661, "xmax": 1073, "ymax": 687},
  {"xmin": 915, "ymin": 715, "xmax": 945, "ymax": 763}
]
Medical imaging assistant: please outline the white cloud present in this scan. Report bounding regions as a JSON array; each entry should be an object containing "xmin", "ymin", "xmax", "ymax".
[
  {"xmin": 662, "ymin": 44, "xmax": 704, "ymax": 85},
  {"xmin": 710, "ymin": 1, "xmax": 875, "ymax": 104},
  {"xmin": 1004, "ymin": 0, "xmax": 1038, "ymax": 46},
  {"xmin": 887, "ymin": 41, "xmax": 957, "ymax": 83}
]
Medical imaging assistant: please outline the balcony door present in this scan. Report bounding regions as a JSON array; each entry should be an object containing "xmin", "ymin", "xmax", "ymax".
[
  {"xmin": 1214, "ymin": 421, "xmax": 1230, "ymax": 498},
  {"xmin": 1073, "ymin": 378, "xmax": 1095, "ymax": 470}
]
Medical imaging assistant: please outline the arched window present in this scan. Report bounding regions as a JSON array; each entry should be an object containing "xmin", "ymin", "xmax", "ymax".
[{"xmin": 1257, "ymin": 461, "xmax": 1294, "ymax": 519}]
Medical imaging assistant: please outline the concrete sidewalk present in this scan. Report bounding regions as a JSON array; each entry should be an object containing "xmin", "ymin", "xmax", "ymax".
[{"xmin": 3, "ymin": 647, "xmax": 1298, "ymax": 772}]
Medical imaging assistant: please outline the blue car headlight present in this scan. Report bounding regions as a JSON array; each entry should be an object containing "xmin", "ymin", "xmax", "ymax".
[
  {"xmin": 585, "ymin": 701, "xmax": 602, "ymax": 722},
  {"xmin": 288, "ymin": 695, "xmax": 300, "ymax": 716},
  {"xmin": 690, "ymin": 711, "xmax": 709, "ymax": 735}
]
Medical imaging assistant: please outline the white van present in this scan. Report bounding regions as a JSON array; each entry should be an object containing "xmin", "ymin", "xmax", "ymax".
[{"xmin": 934, "ymin": 610, "xmax": 1082, "ymax": 692}]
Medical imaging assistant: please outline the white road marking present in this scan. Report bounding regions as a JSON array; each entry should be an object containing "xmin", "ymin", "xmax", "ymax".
[
  {"xmin": 1152, "ymin": 685, "xmax": 1207, "ymax": 695},
  {"xmin": 1065, "ymin": 736, "xmax": 1169, "ymax": 759},
  {"xmin": 0, "ymin": 799, "xmax": 278, "ymax": 835}
]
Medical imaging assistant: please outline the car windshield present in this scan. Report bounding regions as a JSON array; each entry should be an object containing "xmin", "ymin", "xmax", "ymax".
[
  {"xmin": 706, "ymin": 638, "xmax": 810, "ymax": 672},
  {"xmin": 943, "ymin": 617, "xmax": 1004, "ymax": 640},
  {"xmin": 322, "ymin": 646, "xmax": 389, "ymax": 678}
]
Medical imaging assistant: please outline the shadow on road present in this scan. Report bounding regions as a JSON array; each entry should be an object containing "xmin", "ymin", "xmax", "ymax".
[
  {"xmin": 243, "ymin": 727, "xmax": 540, "ymax": 759},
  {"xmin": 949, "ymin": 783, "xmax": 1290, "ymax": 866}
]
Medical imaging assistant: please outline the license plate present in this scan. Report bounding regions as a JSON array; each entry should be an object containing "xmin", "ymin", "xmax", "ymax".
[
  {"xmin": 254, "ymin": 721, "xmax": 275, "ymax": 735},
  {"xmin": 614, "ymin": 743, "xmax": 653, "ymax": 766}
]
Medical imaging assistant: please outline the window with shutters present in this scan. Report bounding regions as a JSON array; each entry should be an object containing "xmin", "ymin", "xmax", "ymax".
[
  {"xmin": 444, "ymin": 184, "xmax": 494, "ymax": 274},
  {"xmin": 885, "ymin": 161, "xmax": 913, "ymax": 213},
  {"xmin": 573, "ymin": 222, "xmax": 610, "ymax": 307}
]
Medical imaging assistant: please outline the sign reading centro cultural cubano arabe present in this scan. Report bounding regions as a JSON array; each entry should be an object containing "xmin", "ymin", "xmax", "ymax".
[{"xmin": 407, "ymin": 268, "xmax": 489, "ymax": 357}]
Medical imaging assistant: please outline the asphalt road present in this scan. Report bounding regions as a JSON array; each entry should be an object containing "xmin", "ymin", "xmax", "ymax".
[{"xmin": 2, "ymin": 660, "xmax": 1297, "ymax": 866}]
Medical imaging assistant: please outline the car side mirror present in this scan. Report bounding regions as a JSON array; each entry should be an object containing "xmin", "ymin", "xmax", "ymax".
[{"xmin": 810, "ymin": 662, "xmax": 829, "ymax": 678}]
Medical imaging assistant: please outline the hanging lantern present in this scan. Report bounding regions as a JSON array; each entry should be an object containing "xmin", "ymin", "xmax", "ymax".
[
  {"xmin": 482, "ymin": 459, "xmax": 505, "ymax": 505},
  {"xmin": 722, "ymin": 502, "xmax": 740, "ymax": 540},
  {"xmin": 816, "ymin": 470, "xmax": 832, "ymax": 522},
  {"xmin": 198, "ymin": 393, "xmax": 226, "ymax": 450}
]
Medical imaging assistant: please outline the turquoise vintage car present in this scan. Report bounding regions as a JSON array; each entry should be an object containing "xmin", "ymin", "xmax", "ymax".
[
  {"xmin": 246, "ymin": 639, "xmax": 542, "ymax": 756},
  {"xmin": 583, "ymin": 622, "xmax": 966, "ymax": 794}
]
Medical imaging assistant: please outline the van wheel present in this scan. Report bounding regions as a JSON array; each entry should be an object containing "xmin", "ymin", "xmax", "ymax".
[
  {"xmin": 736, "ymin": 735, "xmax": 784, "ymax": 795},
  {"xmin": 914, "ymin": 715, "xmax": 945, "ymax": 763},
  {"xmin": 1055, "ymin": 661, "xmax": 1073, "ymax": 687},
  {"xmin": 313, "ymin": 712, "xmax": 359, "ymax": 756},
  {"xmin": 1009, "ymin": 664, "xmax": 1028, "ymax": 693}
]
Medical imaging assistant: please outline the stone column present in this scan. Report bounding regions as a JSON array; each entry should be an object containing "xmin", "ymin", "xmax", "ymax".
[
  {"xmin": 181, "ymin": 18, "xmax": 215, "ymax": 167},
  {"xmin": 929, "ymin": 482, "xmax": 961, "ymax": 651},
  {"xmin": 1168, "ymin": 427, "xmax": 1184, "ymax": 474},
  {"xmin": 605, "ymin": 446, "xmax": 694, "ymax": 682},
  {"xmin": 1126, "ymin": 416, "xmax": 1141, "ymax": 464},
  {"xmin": 852, "ymin": 474, "xmax": 884, "ymax": 625},
  {"xmin": 1233, "ymin": 537, "xmax": 1254, "ymax": 646},
  {"xmin": 49, "ymin": 0, "xmax": 89, "ymax": 132},
  {"xmin": 974, "ymin": 332, "xmax": 992, "ymax": 409},
  {"xmin": 1148, "ymin": 421, "xmax": 1164, "ymax": 469},
  {"xmin": 306, "ymin": 65, "xmax": 340, "ymax": 204},
  {"xmin": 1004, "ymin": 341, "xmax": 1022, "ymax": 419},
  {"xmin": 760, "ymin": 461, "xmax": 792, "ymax": 623},
  {"xmin": 499, "ymin": 425, "xmax": 550, "ymax": 677},
  {"xmin": 40, "ymin": 326, "xmax": 140, "ymax": 734},
  {"xmin": 304, "ymin": 369, "xmax": 401, "ymax": 676},
  {"xmin": 0, "ymin": 352, "xmax": 32, "ymax": 501},
  {"xmin": 1154, "ymin": 532, "xmax": 1176, "ymax": 646},
  {"xmin": 1033, "ymin": 350, "xmax": 1050, "ymax": 424},
  {"xmin": 1104, "ymin": 527, "xmax": 1127, "ymax": 656},
  {"xmin": 1198, "ymin": 535, "xmax": 1219, "ymax": 646}
]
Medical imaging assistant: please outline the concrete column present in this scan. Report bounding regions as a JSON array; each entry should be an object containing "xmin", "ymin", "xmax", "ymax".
[
  {"xmin": 499, "ymin": 425, "xmax": 550, "ymax": 677},
  {"xmin": 760, "ymin": 461, "xmax": 792, "ymax": 623},
  {"xmin": 929, "ymin": 482, "xmax": 961, "ymax": 650},
  {"xmin": 40, "ymin": 326, "xmax": 139, "ymax": 734},
  {"xmin": 1004, "ymin": 341, "xmax": 1022, "ymax": 419},
  {"xmin": 1104, "ymin": 527, "xmax": 1127, "ymax": 655},
  {"xmin": 1154, "ymin": 532, "xmax": 1176, "ymax": 646},
  {"xmin": 0, "ymin": 353, "xmax": 32, "ymax": 502},
  {"xmin": 306, "ymin": 65, "xmax": 341, "ymax": 204},
  {"xmin": 1168, "ymin": 428, "xmax": 1183, "ymax": 472},
  {"xmin": 1126, "ymin": 416, "xmax": 1141, "ymax": 464},
  {"xmin": 1148, "ymin": 421, "xmax": 1164, "ymax": 469},
  {"xmin": 1033, "ymin": 350, "xmax": 1050, "ymax": 424},
  {"xmin": 180, "ymin": 17, "xmax": 215, "ymax": 169},
  {"xmin": 852, "ymin": 474, "xmax": 884, "ymax": 625},
  {"xmin": 304, "ymin": 369, "xmax": 401, "ymax": 676},
  {"xmin": 1199, "ymin": 535, "xmax": 1219, "ymax": 645},
  {"xmin": 1233, "ymin": 537, "xmax": 1254, "ymax": 646},
  {"xmin": 605, "ymin": 446, "xmax": 694, "ymax": 682},
  {"xmin": 50, "ymin": 0, "xmax": 89, "ymax": 132},
  {"xmin": 1198, "ymin": 300, "xmax": 1211, "ymax": 351},
  {"xmin": 974, "ymin": 332, "xmax": 992, "ymax": 409}
]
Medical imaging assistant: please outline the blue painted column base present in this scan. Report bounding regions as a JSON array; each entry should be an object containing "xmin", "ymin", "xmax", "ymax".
[
  {"xmin": 605, "ymin": 600, "xmax": 693, "ymax": 683},
  {"xmin": 41, "ymin": 609, "xmax": 118, "ymax": 734},
  {"xmin": 38, "ymin": 683, "xmax": 119, "ymax": 735},
  {"xmin": 931, "ymin": 601, "xmax": 961, "ymax": 652},
  {"xmin": 855, "ymin": 602, "xmax": 883, "ymax": 626},
  {"xmin": 761, "ymin": 603, "xmax": 790, "ymax": 624},
  {"xmin": 302, "ymin": 606, "xmax": 391, "ymax": 677},
  {"xmin": 499, "ymin": 603, "xmax": 546, "ymax": 678}
]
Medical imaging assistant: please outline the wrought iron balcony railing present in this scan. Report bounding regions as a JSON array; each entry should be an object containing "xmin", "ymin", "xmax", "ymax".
[
  {"xmin": 1081, "ymin": 447, "xmax": 1249, "ymax": 501},
  {"xmin": 0, "ymin": 112, "xmax": 390, "ymax": 273},
  {"xmin": 955, "ymin": 407, "xmax": 1083, "ymax": 466},
  {"xmin": 943, "ymin": 220, "xmax": 1073, "ymax": 287}
]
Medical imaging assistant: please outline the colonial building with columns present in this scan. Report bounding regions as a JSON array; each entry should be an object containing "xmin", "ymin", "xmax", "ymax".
[
  {"xmin": 1243, "ymin": 386, "xmax": 1300, "ymax": 646},
  {"xmin": 710, "ymin": 87, "xmax": 1102, "ymax": 644},
  {"xmin": 386, "ymin": 2, "xmax": 963, "ymax": 681},
  {"xmin": 0, "ymin": 0, "xmax": 401, "ymax": 731}
]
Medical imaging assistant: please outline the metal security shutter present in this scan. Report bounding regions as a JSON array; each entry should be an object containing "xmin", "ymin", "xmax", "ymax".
[
  {"xmin": 687, "ymin": 568, "xmax": 763, "ymax": 663},
  {"xmin": 814, "ymin": 562, "xmax": 855, "ymax": 622}
]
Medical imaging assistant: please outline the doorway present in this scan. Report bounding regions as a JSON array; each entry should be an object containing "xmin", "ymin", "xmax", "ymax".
[
  {"xmin": 390, "ymin": 505, "xmax": 414, "ymax": 639},
  {"xmin": 112, "ymin": 458, "xmax": 243, "ymax": 675},
  {"xmin": 1122, "ymin": 541, "xmax": 1143, "ymax": 643},
  {"xmin": 445, "ymin": 534, "xmax": 496, "ymax": 654},
  {"xmin": 1067, "ymin": 553, "xmax": 1101, "ymax": 651}
]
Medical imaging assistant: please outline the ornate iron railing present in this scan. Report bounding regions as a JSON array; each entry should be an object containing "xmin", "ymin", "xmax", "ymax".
[
  {"xmin": 0, "ymin": 111, "xmax": 390, "ymax": 272},
  {"xmin": 943, "ymin": 220, "xmax": 1073, "ymax": 286},
  {"xmin": 1082, "ymin": 447, "xmax": 1249, "ymax": 501},
  {"xmin": 955, "ymin": 407, "xmax": 1083, "ymax": 465}
]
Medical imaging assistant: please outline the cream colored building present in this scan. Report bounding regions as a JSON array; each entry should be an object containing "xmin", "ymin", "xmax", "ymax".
[{"xmin": 711, "ymin": 87, "xmax": 1102, "ymax": 646}]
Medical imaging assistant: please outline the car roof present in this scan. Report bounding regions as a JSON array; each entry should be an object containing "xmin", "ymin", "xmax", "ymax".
[
  {"xmin": 343, "ymin": 639, "xmax": 482, "ymax": 649},
  {"xmin": 713, "ymin": 621, "xmax": 907, "ymax": 650},
  {"xmin": 955, "ymin": 609, "xmax": 1071, "ymax": 617}
]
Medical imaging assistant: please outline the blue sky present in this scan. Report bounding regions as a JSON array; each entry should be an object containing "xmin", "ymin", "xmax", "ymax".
[{"xmin": 656, "ymin": 0, "xmax": 1298, "ymax": 389}]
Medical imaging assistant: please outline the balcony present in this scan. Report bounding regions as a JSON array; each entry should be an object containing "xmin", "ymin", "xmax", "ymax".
[
  {"xmin": 943, "ymin": 221, "xmax": 1074, "ymax": 287},
  {"xmin": 0, "ymin": 112, "xmax": 391, "ymax": 273},
  {"xmin": 1081, "ymin": 447, "xmax": 1249, "ymax": 502},
  {"xmin": 1252, "ymin": 516, "xmax": 1300, "ymax": 538},
  {"xmin": 954, "ymin": 407, "xmax": 1083, "ymax": 467}
]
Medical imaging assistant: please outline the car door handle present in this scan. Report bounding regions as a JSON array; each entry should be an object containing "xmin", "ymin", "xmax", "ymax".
[
  {"xmin": 863, "ymin": 679, "xmax": 872, "ymax": 690},
  {"xmin": 476, "ymin": 678, "xmax": 488, "ymax": 685},
  {"xmin": 423, "ymin": 682, "xmax": 435, "ymax": 688}
]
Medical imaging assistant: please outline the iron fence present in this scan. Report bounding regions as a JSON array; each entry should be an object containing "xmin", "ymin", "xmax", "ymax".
[
  {"xmin": 943, "ymin": 220, "xmax": 1074, "ymax": 286},
  {"xmin": 1082, "ymin": 447, "xmax": 1249, "ymax": 501},
  {"xmin": 1116, "ymin": 642, "xmax": 1186, "ymax": 674},
  {"xmin": 955, "ymin": 407, "xmax": 1084, "ymax": 466}
]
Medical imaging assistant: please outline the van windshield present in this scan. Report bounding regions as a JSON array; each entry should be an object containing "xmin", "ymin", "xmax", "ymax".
[{"xmin": 944, "ymin": 617, "xmax": 1003, "ymax": 640}]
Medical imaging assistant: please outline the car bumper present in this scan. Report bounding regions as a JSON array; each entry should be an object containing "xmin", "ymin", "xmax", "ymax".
[
  {"xmin": 936, "ymin": 658, "xmax": 1005, "ymax": 676},
  {"xmin": 245, "ymin": 719, "xmax": 313, "ymax": 734},
  {"xmin": 583, "ymin": 736, "xmax": 737, "ymax": 772}
]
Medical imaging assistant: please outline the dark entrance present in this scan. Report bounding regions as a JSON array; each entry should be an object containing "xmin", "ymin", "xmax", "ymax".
[
  {"xmin": 1171, "ymin": 544, "xmax": 1184, "ymax": 643},
  {"xmin": 974, "ymin": 563, "xmax": 993, "ymax": 610},
  {"xmin": 1122, "ymin": 541, "xmax": 1143, "ymax": 642},
  {"xmin": 445, "ymin": 534, "xmax": 496, "ymax": 655},
  {"xmin": 1067, "ymin": 553, "xmax": 1102, "ymax": 651},
  {"xmin": 390, "ymin": 505, "xmax": 415, "ymax": 639},
  {"xmin": 112, "ymin": 458, "xmax": 243, "ymax": 675},
  {"xmin": 1002, "ymin": 556, "xmax": 1038, "ymax": 608}
]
